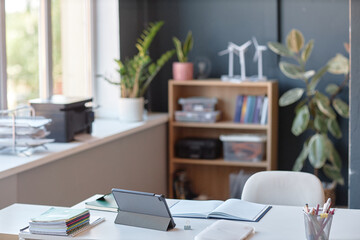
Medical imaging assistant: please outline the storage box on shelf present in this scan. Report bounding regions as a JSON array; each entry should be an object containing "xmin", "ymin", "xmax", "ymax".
[{"xmin": 168, "ymin": 79, "xmax": 278, "ymax": 200}]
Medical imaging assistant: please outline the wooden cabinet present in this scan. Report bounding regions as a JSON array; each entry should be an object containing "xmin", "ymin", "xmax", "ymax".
[{"xmin": 168, "ymin": 79, "xmax": 278, "ymax": 200}]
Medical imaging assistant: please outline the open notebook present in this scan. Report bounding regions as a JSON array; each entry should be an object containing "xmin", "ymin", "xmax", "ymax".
[{"xmin": 169, "ymin": 198, "xmax": 271, "ymax": 222}]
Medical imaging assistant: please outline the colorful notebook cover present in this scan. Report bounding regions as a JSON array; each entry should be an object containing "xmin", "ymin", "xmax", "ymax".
[{"xmin": 31, "ymin": 207, "xmax": 89, "ymax": 223}]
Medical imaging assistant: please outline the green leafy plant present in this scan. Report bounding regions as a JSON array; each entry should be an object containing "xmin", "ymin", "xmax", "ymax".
[
  {"xmin": 173, "ymin": 31, "xmax": 193, "ymax": 62},
  {"xmin": 268, "ymin": 29, "xmax": 349, "ymax": 185},
  {"xmin": 103, "ymin": 21, "xmax": 175, "ymax": 98}
]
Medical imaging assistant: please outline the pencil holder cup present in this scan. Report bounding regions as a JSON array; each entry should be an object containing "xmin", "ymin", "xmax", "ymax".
[{"xmin": 303, "ymin": 212, "xmax": 333, "ymax": 240}]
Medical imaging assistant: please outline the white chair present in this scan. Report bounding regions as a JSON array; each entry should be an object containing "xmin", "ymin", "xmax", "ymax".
[{"xmin": 241, "ymin": 171, "xmax": 325, "ymax": 206}]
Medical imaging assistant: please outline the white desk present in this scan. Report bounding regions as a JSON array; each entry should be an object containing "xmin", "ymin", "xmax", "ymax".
[{"xmin": 0, "ymin": 197, "xmax": 359, "ymax": 240}]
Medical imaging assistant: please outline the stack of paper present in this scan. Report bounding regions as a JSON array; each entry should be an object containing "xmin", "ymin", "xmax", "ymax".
[
  {"xmin": 0, "ymin": 116, "xmax": 53, "ymax": 152},
  {"xmin": 29, "ymin": 208, "xmax": 90, "ymax": 236}
]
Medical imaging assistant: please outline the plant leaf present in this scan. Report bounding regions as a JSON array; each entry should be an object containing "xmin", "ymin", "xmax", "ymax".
[
  {"xmin": 293, "ymin": 142, "xmax": 309, "ymax": 171},
  {"xmin": 291, "ymin": 105, "xmax": 310, "ymax": 136},
  {"xmin": 314, "ymin": 114, "xmax": 328, "ymax": 133},
  {"xmin": 279, "ymin": 88, "xmax": 304, "ymax": 107},
  {"xmin": 315, "ymin": 93, "xmax": 336, "ymax": 119},
  {"xmin": 279, "ymin": 62, "xmax": 304, "ymax": 80},
  {"xmin": 308, "ymin": 65, "xmax": 329, "ymax": 91},
  {"xmin": 303, "ymin": 70, "xmax": 315, "ymax": 79},
  {"xmin": 308, "ymin": 134, "xmax": 327, "ymax": 169},
  {"xmin": 323, "ymin": 164, "xmax": 344, "ymax": 185},
  {"xmin": 173, "ymin": 37, "xmax": 185, "ymax": 62},
  {"xmin": 328, "ymin": 118, "xmax": 342, "ymax": 139},
  {"xmin": 325, "ymin": 84, "xmax": 339, "ymax": 95},
  {"xmin": 327, "ymin": 53, "xmax": 349, "ymax": 75},
  {"xmin": 183, "ymin": 31, "xmax": 193, "ymax": 58},
  {"xmin": 267, "ymin": 42, "xmax": 294, "ymax": 57},
  {"xmin": 136, "ymin": 21, "xmax": 164, "ymax": 56},
  {"xmin": 333, "ymin": 98, "xmax": 349, "ymax": 118},
  {"xmin": 326, "ymin": 140, "xmax": 342, "ymax": 170},
  {"xmin": 301, "ymin": 39, "xmax": 314, "ymax": 63},
  {"xmin": 295, "ymin": 99, "xmax": 307, "ymax": 114},
  {"xmin": 286, "ymin": 29, "xmax": 304, "ymax": 53}
]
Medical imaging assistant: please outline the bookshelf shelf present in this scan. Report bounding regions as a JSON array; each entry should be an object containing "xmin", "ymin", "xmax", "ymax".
[
  {"xmin": 172, "ymin": 121, "xmax": 268, "ymax": 130},
  {"xmin": 173, "ymin": 158, "xmax": 268, "ymax": 168},
  {"xmin": 168, "ymin": 79, "xmax": 278, "ymax": 200}
]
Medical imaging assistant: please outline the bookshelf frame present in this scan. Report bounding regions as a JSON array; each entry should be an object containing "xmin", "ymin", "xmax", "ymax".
[{"xmin": 168, "ymin": 79, "xmax": 278, "ymax": 200}]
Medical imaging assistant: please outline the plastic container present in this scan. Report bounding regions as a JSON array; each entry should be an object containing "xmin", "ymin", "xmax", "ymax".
[
  {"xmin": 219, "ymin": 134, "xmax": 266, "ymax": 162},
  {"xmin": 178, "ymin": 97, "xmax": 218, "ymax": 112},
  {"xmin": 175, "ymin": 111, "xmax": 220, "ymax": 123},
  {"xmin": 303, "ymin": 211, "xmax": 333, "ymax": 240}
]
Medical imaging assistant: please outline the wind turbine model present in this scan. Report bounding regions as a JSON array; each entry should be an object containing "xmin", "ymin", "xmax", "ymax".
[
  {"xmin": 252, "ymin": 37, "xmax": 267, "ymax": 80},
  {"xmin": 218, "ymin": 41, "xmax": 252, "ymax": 82},
  {"xmin": 233, "ymin": 40, "xmax": 252, "ymax": 81},
  {"xmin": 218, "ymin": 42, "xmax": 238, "ymax": 79}
]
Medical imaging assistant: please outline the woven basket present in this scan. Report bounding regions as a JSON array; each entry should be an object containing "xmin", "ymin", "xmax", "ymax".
[{"xmin": 323, "ymin": 182, "xmax": 337, "ymax": 204}]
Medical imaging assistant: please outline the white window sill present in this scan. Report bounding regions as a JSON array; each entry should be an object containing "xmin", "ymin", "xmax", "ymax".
[{"xmin": 0, "ymin": 113, "xmax": 168, "ymax": 180}]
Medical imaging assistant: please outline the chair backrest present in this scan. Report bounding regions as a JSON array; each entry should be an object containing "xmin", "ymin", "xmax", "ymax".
[{"xmin": 241, "ymin": 171, "xmax": 325, "ymax": 207}]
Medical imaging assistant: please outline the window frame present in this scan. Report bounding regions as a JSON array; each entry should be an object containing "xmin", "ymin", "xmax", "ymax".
[
  {"xmin": 0, "ymin": 0, "xmax": 7, "ymax": 110},
  {"xmin": 0, "ymin": 0, "xmax": 95, "ymax": 110}
]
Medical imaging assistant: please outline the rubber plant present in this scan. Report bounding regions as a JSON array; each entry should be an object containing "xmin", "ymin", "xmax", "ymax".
[
  {"xmin": 103, "ymin": 21, "xmax": 175, "ymax": 98},
  {"xmin": 268, "ymin": 29, "xmax": 349, "ymax": 186}
]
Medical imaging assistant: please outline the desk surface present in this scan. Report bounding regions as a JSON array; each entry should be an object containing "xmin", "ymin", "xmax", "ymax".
[{"xmin": 0, "ymin": 196, "xmax": 360, "ymax": 240}]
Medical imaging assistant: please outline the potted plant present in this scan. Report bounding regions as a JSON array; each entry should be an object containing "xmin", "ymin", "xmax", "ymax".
[
  {"xmin": 268, "ymin": 29, "xmax": 349, "ymax": 200},
  {"xmin": 172, "ymin": 31, "xmax": 194, "ymax": 80},
  {"xmin": 103, "ymin": 21, "xmax": 175, "ymax": 122}
]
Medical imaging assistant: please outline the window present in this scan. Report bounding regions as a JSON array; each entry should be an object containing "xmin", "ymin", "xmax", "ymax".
[
  {"xmin": 51, "ymin": 0, "xmax": 93, "ymax": 98},
  {"xmin": 0, "ymin": 0, "xmax": 93, "ymax": 110},
  {"xmin": 5, "ymin": 0, "xmax": 39, "ymax": 110}
]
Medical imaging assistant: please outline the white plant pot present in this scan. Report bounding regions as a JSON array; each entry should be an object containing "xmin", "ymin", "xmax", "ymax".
[{"xmin": 118, "ymin": 97, "xmax": 144, "ymax": 122}]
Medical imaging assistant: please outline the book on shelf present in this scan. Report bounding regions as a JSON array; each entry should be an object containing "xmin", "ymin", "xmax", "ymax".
[
  {"xmin": 233, "ymin": 95, "xmax": 244, "ymax": 123},
  {"xmin": 244, "ymin": 96, "xmax": 256, "ymax": 123},
  {"xmin": 253, "ymin": 96, "xmax": 264, "ymax": 124},
  {"xmin": 85, "ymin": 193, "xmax": 118, "ymax": 212},
  {"xmin": 234, "ymin": 95, "xmax": 268, "ymax": 124},
  {"xmin": 239, "ymin": 96, "xmax": 248, "ymax": 123},
  {"xmin": 169, "ymin": 198, "xmax": 271, "ymax": 222},
  {"xmin": 260, "ymin": 97, "xmax": 269, "ymax": 125}
]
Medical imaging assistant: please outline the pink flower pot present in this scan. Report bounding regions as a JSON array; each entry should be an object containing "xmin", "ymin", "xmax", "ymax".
[{"xmin": 172, "ymin": 62, "xmax": 194, "ymax": 81}]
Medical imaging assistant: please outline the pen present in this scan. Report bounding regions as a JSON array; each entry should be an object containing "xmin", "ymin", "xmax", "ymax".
[
  {"xmin": 305, "ymin": 203, "xmax": 309, "ymax": 213},
  {"xmin": 322, "ymin": 198, "xmax": 331, "ymax": 214},
  {"xmin": 315, "ymin": 204, "xmax": 319, "ymax": 215}
]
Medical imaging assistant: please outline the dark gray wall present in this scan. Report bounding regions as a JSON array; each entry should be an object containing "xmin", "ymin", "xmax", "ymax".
[
  {"xmin": 349, "ymin": 0, "xmax": 360, "ymax": 209},
  {"xmin": 119, "ymin": 0, "xmax": 349, "ymax": 205}
]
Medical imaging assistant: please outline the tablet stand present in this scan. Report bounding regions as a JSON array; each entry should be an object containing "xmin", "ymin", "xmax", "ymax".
[{"xmin": 115, "ymin": 211, "xmax": 173, "ymax": 231}]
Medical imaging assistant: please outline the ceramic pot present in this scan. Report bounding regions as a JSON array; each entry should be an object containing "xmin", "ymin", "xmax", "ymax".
[
  {"xmin": 118, "ymin": 97, "xmax": 144, "ymax": 122},
  {"xmin": 172, "ymin": 62, "xmax": 193, "ymax": 81}
]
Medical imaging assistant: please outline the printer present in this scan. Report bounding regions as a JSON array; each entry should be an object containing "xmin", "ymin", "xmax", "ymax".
[{"xmin": 30, "ymin": 96, "xmax": 95, "ymax": 142}]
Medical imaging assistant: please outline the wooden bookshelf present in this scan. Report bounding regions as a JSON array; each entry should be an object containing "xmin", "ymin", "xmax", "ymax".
[{"xmin": 168, "ymin": 79, "xmax": 278, "ymax": 200}]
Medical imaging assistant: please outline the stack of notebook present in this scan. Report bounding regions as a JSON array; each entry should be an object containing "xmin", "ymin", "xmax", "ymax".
[{"xmin": 29, "ymin": 207, "xmax": 90, "ymax": 236}]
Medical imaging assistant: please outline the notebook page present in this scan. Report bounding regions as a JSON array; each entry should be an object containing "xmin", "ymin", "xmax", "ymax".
[
  {"xmin": 210, "ymin": 199, "xmax": 268, "ymax": 221},
  {"xmin": 169, "ymin": 200, "xmax": 223, "ymax": 218}
]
